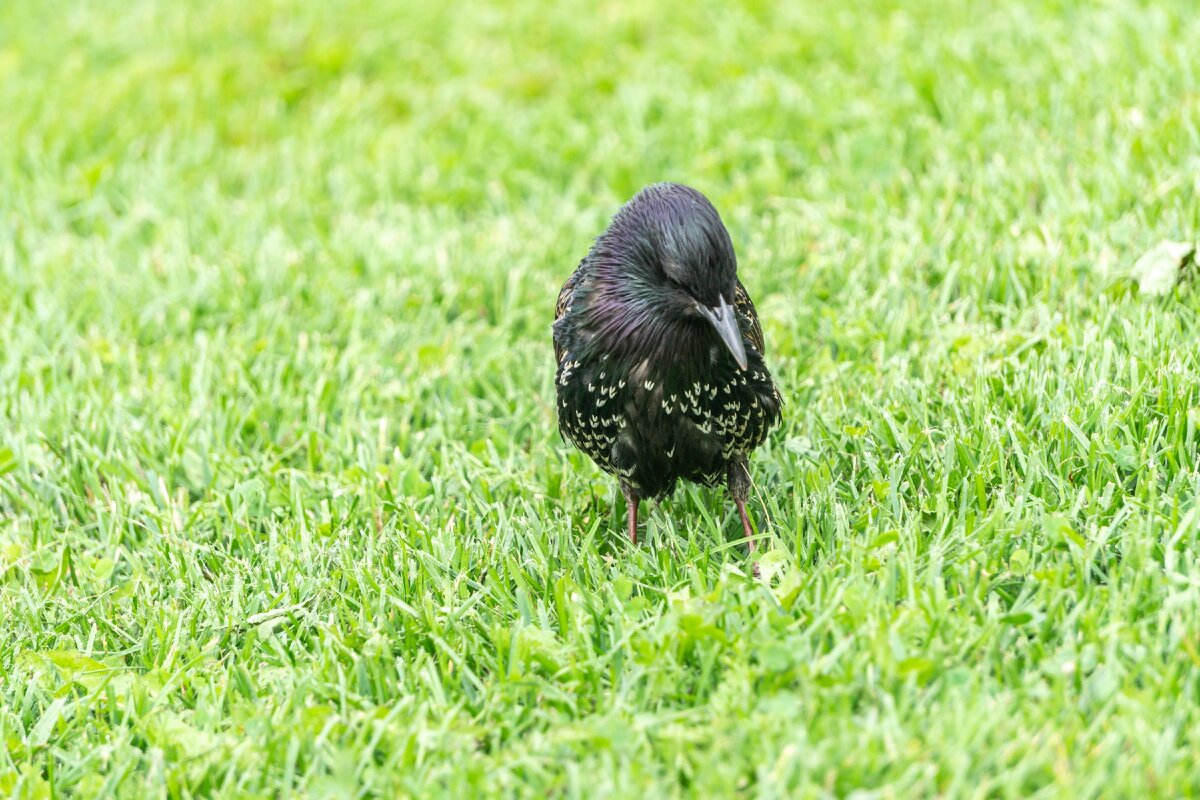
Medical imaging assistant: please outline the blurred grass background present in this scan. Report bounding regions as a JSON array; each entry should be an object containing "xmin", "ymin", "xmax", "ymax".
[{"xmin": 2, "ymin": 0, "xmax": 1200, "ymax": 796}]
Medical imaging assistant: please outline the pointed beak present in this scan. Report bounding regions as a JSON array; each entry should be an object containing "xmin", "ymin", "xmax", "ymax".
[{"xmin": 698, "ymin": 293, "xmax": 748, "ymax": 371}]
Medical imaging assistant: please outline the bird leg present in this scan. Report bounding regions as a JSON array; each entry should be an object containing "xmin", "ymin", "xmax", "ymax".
[
  {"xmin": 736, "ymin": 499, "xmax": 755, "ymax": 551},
  {"xmin": 727, "ymin": 459, "xmax": 756, "ymax": 551},
  {"xmin": 621, "ymin": 482, "xmax": 640, "ymax": 545}
]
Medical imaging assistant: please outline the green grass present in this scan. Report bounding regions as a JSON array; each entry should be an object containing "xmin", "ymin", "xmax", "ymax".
[{"xmin": 2, "ymin": 0, "xmax": 1200, "ymax": 796}]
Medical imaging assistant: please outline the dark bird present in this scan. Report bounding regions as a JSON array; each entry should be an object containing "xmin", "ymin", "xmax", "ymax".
[{"xmin": 553, "ymin": 183, "xmax": 782, "ymax": 548}]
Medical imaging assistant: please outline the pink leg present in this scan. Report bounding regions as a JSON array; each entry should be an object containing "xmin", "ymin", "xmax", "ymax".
[
  {"xmin": 728, "ymin": 459, "xmax": 759, "ymax": 552},
  {"xmin": 621, "ymin": 482, "xmax": 639, "ymax": 545},
  {"xmin": 735, "ymin": 497, "xmax": 755, "ymax": 552}
]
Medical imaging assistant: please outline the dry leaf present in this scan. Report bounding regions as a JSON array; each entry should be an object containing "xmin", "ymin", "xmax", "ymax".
[{"xmin": 1132, "ymin": 240, "xmax": 1195, "ymax": 295}]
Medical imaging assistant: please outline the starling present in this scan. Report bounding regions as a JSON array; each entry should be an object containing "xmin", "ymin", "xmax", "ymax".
[{"xmin": 553, "ymin": 183, "xmax": 782, "ymax": 548}]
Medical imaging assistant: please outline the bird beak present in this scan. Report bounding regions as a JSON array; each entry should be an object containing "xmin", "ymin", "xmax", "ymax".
[{"xmin": 698, "ymin": 294, "xmax": 748, "ymax": 371}]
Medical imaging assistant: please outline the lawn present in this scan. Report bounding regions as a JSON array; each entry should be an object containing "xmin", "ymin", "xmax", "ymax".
[{"xmin": 2, "ymin": 0, "xmax": 1200, "ymax": 796}]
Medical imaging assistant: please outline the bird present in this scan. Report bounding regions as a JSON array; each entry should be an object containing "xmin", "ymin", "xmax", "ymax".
[{"xmin": 552, "ymin": 182, "xmax": 782, "ymax": 549}]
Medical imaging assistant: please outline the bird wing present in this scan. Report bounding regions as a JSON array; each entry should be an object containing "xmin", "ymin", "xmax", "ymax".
[
  {"xmin": 553, "ymin": 260, "xmax": 585, "ymax": 363},
  {"xmin": 734, "ymin": 279, "xmax": 767, "ymax": 355}
]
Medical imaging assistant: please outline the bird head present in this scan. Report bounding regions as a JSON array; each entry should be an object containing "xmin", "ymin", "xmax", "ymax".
[{"xmin": 591, "ymin": 183, "xmax": 748, "ymax": 370}]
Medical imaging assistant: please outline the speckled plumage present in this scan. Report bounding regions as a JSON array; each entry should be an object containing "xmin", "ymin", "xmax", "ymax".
[{"xmin": 553, "ymin": 183, "xmax": 782, "ymax": 546}]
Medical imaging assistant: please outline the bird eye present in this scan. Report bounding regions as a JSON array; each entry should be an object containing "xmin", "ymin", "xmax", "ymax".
[{"xmin": 662, "ymin": 258, "xmax": 690, "ymax": 285}]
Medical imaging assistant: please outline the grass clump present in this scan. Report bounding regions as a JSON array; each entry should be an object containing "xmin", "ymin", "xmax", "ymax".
[{"xmin": 2, "ymin": 0, "xmax": 1200, "ymax": 796}]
